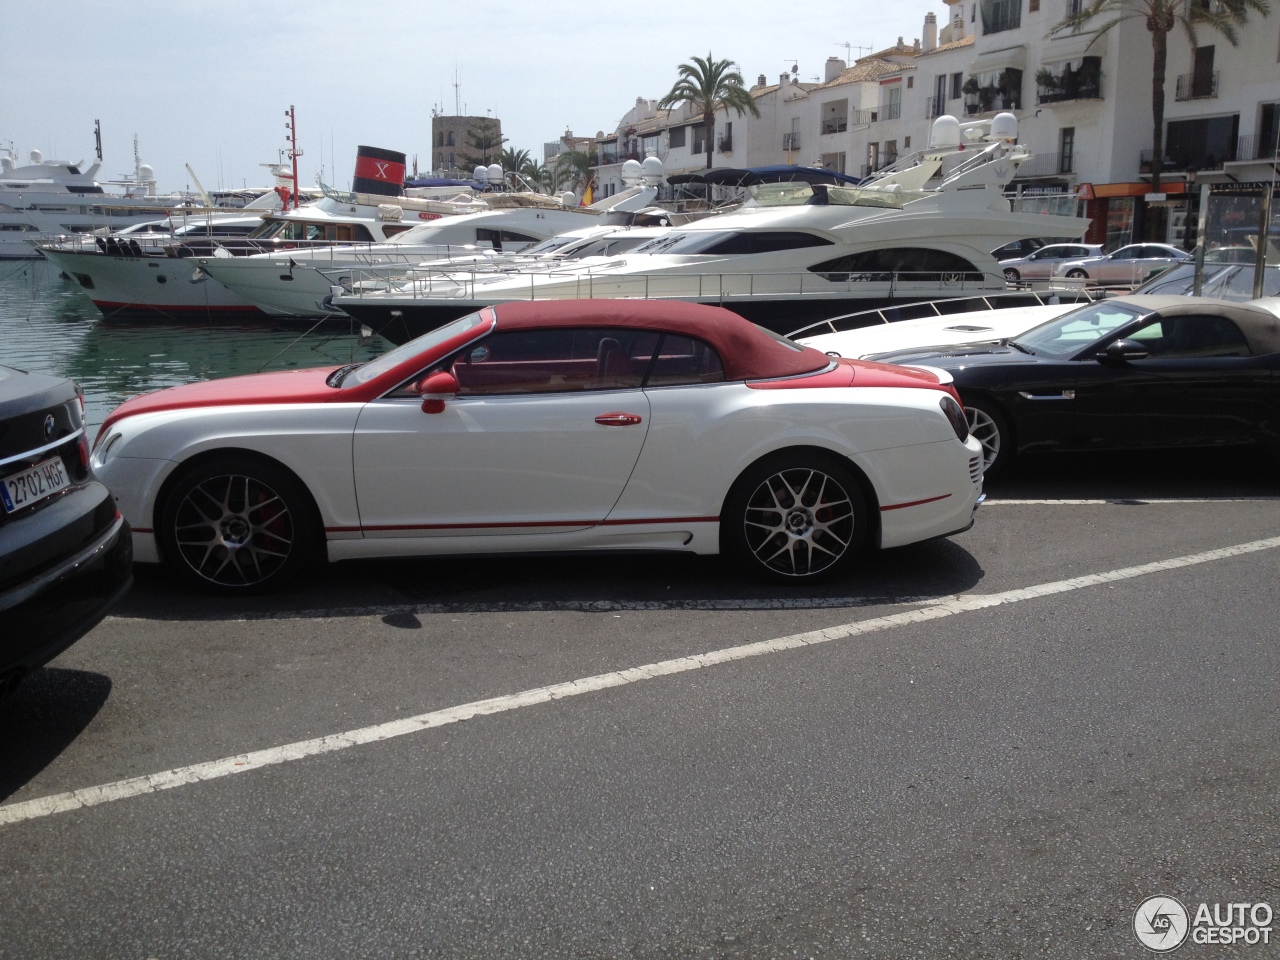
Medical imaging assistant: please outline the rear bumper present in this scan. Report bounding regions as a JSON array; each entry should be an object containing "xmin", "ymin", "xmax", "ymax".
[{"xmin": 0, "ymin": 513, "xmax": 133, "ymax": 679}]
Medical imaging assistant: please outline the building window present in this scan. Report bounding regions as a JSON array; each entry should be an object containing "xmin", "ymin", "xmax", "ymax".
[
  {"xmin": 907, "ymin": 76, "xmax": 914, "ymax": 89},
  {"xmin": 904, "ymin": 135, "xmax": 912, "ymax": 149},
  {"xmin": 669, "ymin": 125, "xmax": 686, "ymax": 148},
  {"xmin": 1029, "ymin": 0, "xmax": 1039, "ymax": 10},
  {"xmin": 951, "ymin": 72, "xmax": 964, "ymax": 99},
  {"xmin": 1067, "ymin": 0, "xmax": 1083, "ymax": 13},
  {"xmin": 982, "ymin": 0, "xmax": 1022, "ymax": 33},
  {"xmin": 1059, "ymin": 127, "xmax": 1075, "ymax": 173}
]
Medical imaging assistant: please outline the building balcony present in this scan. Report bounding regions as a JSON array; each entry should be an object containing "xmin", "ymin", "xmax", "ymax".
[
  {"xmin": 1238, "ymin": 132, "xmax": 1280, "ymax": 162},
  {"xmin": 1140, "ymin": 149, "xmax": 1230, "ymax": 173},
  {"xmin": 1015, "ymin": 151, "xmax": 1074, "ymax": 178},
  {"xmin": 926, "ymin": 97, "xmax": 946, "ymax": 119},
  {"xmin": 783, "ymin": 133, "xmax": 801, "ymax": 150},
  {"xmin": 717, "ymin": 136, "xmax": 733, "ymax": 153},
  {"xmin": 1175, "ymin": 71, "xmax": 1219, "ymax": 101},
  {"xmin": 820, "ymin": 119, "xmax": 848, "ymax": 135},
  {"xmin": 851, "ymin": 107, "xmax": 879, "ymax": 125},
  {"xmin": 1035, "ymin": 60, "xmax": 1103, "ymax": 105},
  {"xmin": 880, "ymin": 102, "xmax": 901, "ymax": 121}
]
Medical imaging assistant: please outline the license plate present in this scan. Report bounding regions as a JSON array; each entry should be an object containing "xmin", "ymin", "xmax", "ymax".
[{"xmin": 1, "ymin": 456, "xmax": 71, "ymax": 513}]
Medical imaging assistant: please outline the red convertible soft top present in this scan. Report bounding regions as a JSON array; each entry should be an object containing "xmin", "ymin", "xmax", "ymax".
[{"xmin": 490, "ymin": 300, "xmax": 833, "ymax": 381}]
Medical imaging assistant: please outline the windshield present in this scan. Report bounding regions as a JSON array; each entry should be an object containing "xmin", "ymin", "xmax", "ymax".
[
  {"xmin": 1134, "ymin": 262, "xmax": 1280, "ymax": 300},
  {"xmin": 1011, "ymin": 302, "xmax": 1145, "ymax": 358},
  {"xmin": 632, "ymin": 232, "xmax": 735, "ymax": 255},
  {"xmin": 341, "ymin": 311, "xmax": 492, "ymax": 387}
]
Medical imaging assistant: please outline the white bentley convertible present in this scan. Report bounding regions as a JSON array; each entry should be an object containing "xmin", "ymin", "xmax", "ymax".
[{"xmin": 93, "ymin": 300, "xmax": 985, "ymax": 591}]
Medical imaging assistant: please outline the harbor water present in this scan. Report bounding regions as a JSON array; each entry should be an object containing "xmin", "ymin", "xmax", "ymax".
[{"xmin": 0, "ymin": 259, "xmax": 387, "ymax": 431}]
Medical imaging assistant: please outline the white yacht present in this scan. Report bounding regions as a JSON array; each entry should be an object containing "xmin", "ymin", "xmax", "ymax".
[
  {"xmin": 333, "ymin": 114, "xmax": 1091, "ymax": 345},
  {"xmin": 191, "ymin": 182, "xmax": 665, "ymax": 319},
  {"xmin": 0, "ymin": 132, "xmax": 198, "ymax": 259}
]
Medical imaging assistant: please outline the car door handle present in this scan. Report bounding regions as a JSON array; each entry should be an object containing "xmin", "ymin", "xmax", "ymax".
[{"xmin": 594, "ymin": 412, "xmax": 644, "ymax": 426}]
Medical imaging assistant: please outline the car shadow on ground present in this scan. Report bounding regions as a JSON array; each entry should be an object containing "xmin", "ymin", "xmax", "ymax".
[
  {"xmin": 117, "ymin": 534, "xmax": 988, "ymax": 623},
  {"xmin": 0, "ymin": 668, "xmax": 112, "ymax": 801}
]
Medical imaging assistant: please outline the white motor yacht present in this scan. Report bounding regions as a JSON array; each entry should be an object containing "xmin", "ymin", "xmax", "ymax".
[
  {"xmin": 191, "ymin": 182, "xmax": 665, "ymax": 319},
  {"xmin": 333, "ymin": 114, "xmax": 1091, "ymax": 345},
  {"xmin": 0, "ymin": 129, "xmax": 203, "ymax": 259}
]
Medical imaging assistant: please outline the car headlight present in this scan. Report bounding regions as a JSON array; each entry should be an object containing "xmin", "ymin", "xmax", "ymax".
[
  {"xmin": 94, "ymin": 432, "xmax": 123, "ymax": 467},
  {"xmin": 939, "ymin": 394, "xmax": 968, "ymax": 442}
]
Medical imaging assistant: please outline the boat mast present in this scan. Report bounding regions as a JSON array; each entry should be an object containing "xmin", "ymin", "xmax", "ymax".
[
  {"xmin": 93, "ymin": 120, "xmax": 102, "ymax": 162},
  {"xmin": 284, "ymin": 105, "xmax": 303, "ymax": 210}
]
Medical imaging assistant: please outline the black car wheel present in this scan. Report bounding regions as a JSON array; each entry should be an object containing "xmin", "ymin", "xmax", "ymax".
[
  {"xmin": 159, "ymin": 455, "xmax": 319, "ymax": 592},
  {"xmin": 1003, "ymin": 268, "xmax": 1020, "ymax": 282},
  {"xmin": 964, "ymin": 399, "xmax": 1012, "ymax": 479},
  {"xmin": 722, "ymin": 452, "xmax": 867, "ymax": 583}
]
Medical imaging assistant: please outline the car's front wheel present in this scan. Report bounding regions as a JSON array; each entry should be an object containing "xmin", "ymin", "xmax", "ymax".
[
  {"xmin": 158, "ymin": 455, "xmax": 320, "ymax": 592},
  {"xmin": 721, "ymin": 452, "xmax": 868, "ymax": 584},
  {"xmin": 964, "ymin": 398, "xmax": 1012, "ymax": 479},
  {"xmin": 1003, "ymin": 267, "xmax": 1020, "ymax": 282}
]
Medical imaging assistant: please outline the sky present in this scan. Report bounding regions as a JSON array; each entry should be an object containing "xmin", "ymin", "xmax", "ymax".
[{"xmin": 5, "ymin": 0, "xmax": 940, "ymax": 194}]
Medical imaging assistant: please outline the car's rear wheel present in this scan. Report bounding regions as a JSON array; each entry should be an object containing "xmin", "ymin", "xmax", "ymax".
[
  {"xmin": 1066, "ymin": 268, "xmax": 1088, "ymax": 280},
  {"xmin": 964, "ymin": 398, "xmax": 1012, "ymax": 479},
  {"xmin": 1003, "ymin": 268, "xmax": 1020, "ymax": 282},
  {"xmin": 721, "ymin": 452, "xmax": 868, "ymax": 584},
  {"xmin": 158, "ymin": 455, "xmax": 319, "ymax": 592}
]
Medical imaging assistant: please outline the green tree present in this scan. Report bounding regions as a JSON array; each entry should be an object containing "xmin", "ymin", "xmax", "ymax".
[
  {"xmin": 658, "ymin": 52, "xmax": 760, "ymax": 169},
  {"xmin": 456, "ymin": 118, "xmax": 508, "ymax": 170},
  {"xmin": 499, "ymin": 147, "xmax": 532, "ymax": 174},
  {"xmin": 1051, "ymin": 0, "xmax": 1269, "ymax": 191},
  {"xmin": 554, "ymin": 147, "xmax": 598, "ymax": 194}
]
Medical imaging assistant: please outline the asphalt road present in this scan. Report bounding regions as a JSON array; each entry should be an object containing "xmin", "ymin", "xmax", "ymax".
[{"xmin": 2, "ymin": 449, "xmax": 1279, "ymax": 959}]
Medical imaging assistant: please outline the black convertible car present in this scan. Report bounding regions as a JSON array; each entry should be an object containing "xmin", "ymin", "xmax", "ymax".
[{"xmin": 871, "ymin": 295, "xmax": 1280, "ymax": 477}]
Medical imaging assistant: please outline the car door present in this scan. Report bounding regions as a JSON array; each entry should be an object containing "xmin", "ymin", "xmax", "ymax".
[
  {"xmin": 1097, "ymin": 246, "xmax": 1143, "ymax": 286},
  {"xmin": 1070, "ymin": 313, "xmax": 1268, "ymax": 449},
  {"xmin": 352, "ymin": 327, "xmax": 658, "ymax": 537}
]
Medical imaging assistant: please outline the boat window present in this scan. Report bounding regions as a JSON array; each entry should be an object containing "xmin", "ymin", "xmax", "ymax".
[
  {"xmin": 520, "ymin": 235, "xmax": 585, "ymax": 256},
  {"xmin": 557, "ymin": 235, "xmax": 656, "ymax": 259},
  {"xmin": 632, "ymin": 232, "xmax": 739, "ymax": 255},
  {"xmin": 699, "ymin": 232, "xmax": 833, "ymax": 255},
  {"xmin": 1012, "ymin": 302, "xmax": 1143, "ymax": 358},
  {"xmin": 382, "ymin": 224, "xmax": 415, "ymax": 238},
  {"xmin": 808, "ymin": 248, "xmax": 983, "ymax": 282},
  {"xmin": 475, "ymin": 228, "xmax": 541, "ymax": 251},
  {"xmin": 444, "ymin": 327, "xmax": 661, "ymax": 395}
]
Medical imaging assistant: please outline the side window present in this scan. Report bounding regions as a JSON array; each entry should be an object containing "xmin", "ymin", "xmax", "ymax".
[
  {"xmin": 1127, "ymin": 315, "xmax": 1251, "ymax": 358},
  {"xmin": 448, "ymin": 328, "xmax": 660, "ymax": 395},
  {"xmin": 645, "ymin": 335, "xmax": 725, "ymax": 387},
  {"xmin": 808, "ymin": 247, "xmax": 982, "ymax": 281}
]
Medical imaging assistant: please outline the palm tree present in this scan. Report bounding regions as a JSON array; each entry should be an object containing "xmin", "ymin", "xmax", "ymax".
[
  {"xmin": 658, "ymin": 53, "xmax": 760, "ymax": 169},
  {"xmin": 1050, "ymin": 0, "xmax": 1269, "ymax": 191},
  {"xmin": 499, "ymin": 147, "xmax": 532, "ymax": 174},
  {"xmin": 554, "ymin": 148, "xmax": 598, "ymax": 195}
]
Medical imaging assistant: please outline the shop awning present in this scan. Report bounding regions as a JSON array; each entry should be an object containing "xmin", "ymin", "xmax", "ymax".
[
  {"xmin": 1041, "ymin": 30, "xmax": 1107, "ymax": 64},
  {"xmin": 970, "ymin": 45, "xmax": 1027, "ymax": 76}
]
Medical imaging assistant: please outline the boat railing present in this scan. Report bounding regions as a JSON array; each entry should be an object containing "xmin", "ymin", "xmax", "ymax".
[
  {"xmin": 328, "ymin": 262, "xmax": 1027, "ymax": 306},
  {"xmin": 785, "ymin": 285, "xmax": 1103, "ymax": 339}
]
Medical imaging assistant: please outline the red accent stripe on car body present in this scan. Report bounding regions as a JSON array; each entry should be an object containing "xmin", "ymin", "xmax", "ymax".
[
  {"xmin": 880, "ymin": 494, "xmax": 952, "ymax": 512},
  {"xmin": 333, "ymin": 516, "xmax": 720, "ymax": 534}
]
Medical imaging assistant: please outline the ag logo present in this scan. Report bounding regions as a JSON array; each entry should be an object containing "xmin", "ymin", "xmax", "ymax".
[{"xmin": 1135, "ymin": 896, "xmax": 1190, "ymax": 952}]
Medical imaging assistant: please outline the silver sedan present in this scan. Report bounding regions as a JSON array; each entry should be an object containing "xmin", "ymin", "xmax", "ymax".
[
  {"xmin": 1052, "ymin": 243, "xmax": 1190, "ymax": 287},
  {"xmin": 998, "ymin": 243, "xmax": 1103, "ymax": 282}
]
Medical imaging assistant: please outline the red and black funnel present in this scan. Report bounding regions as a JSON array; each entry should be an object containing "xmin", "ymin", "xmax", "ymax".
[{"xmin": 352, "ymin": 145, "xmax": 406, "ymax": 197}]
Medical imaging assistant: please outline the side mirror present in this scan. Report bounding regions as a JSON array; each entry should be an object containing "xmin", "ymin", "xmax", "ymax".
[
  {"xmin": 1097, "ymin": 339, "xmax": 1149, "ymax": 364},
  {"xmin": 419, "ymin": 370, "xmax": 459, "ymax": 413}
]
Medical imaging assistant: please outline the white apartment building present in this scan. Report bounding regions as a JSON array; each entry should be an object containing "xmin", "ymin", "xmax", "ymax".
[{"xmin": 581, "ymin": 2, "xmax": 1279, "ymax": 248}]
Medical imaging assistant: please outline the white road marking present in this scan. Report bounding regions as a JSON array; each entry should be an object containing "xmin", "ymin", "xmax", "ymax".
[
  {"xmin": 4, "ymin": 535, "xmax": 1279, "ymax": 828},
  {"xmin": 987, "ymin": 497, "xmax": 1280, "ymax": 505}
]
